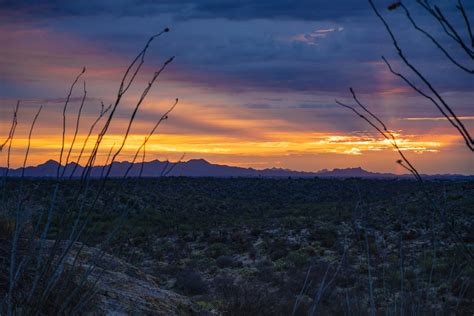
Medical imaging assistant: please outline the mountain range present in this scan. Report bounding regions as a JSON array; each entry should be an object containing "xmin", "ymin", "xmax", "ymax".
[{"xmin": 0, "ymin": 159, "xmax": 472, "ymax": 180}]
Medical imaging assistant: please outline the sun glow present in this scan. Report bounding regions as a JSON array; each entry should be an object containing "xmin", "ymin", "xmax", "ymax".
[{"xmin": 1, "ymin": 131, "xmax": 449, "ymax": 168}]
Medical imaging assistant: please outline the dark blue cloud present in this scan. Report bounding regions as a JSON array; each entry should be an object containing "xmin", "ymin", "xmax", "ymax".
[
  {"xmin": 2, "ymin": 0, "xmax": 365, "ymax": 20},
  {"xmin": 2, "ymin": 0, "xmax": 473, "ymax": 100},
  {"xmin": 175, "ymin": 0, "xmax": 366, "ymax": 21},
  {"xmin": 3, "ymin": 0, "xmax": 472, "ymax": 22}
]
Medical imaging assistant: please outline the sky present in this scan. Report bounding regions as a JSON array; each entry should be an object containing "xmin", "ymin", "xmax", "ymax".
[{"xmin": 0, "ymin": 0, "xmax": 473, "ymax": 174}]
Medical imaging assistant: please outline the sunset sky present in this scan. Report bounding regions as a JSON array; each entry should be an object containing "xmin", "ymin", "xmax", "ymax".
[{"xmin": 1, "ymin": 0, "xmax": 473, "ymax": 174}]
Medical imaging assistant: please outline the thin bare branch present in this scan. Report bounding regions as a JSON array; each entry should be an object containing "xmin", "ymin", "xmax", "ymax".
[
  {"xmin": 83, "ymin": 29, "xmax": 171, "ymax": 181},
  {"xmin": 415, "ymin": 0, "xmax": 474, "ymax": 57},
  {"xmin": 7, "ymin": 105, "xmax": 42, "ymax": 314},
  {"xmin": 381, "ymin": 56, "xmax": 473, "ymax": 151},
  {"xmin": 58, "ymin": 67, "xmax": 86, "ymax": 179},
  {"xmin": 102, "ymin": 56, "xmax": 175, "ymax": 180},
  {"xmin": 62, "ymin": 81, "xmax": 87, "ymax": 178},
  {"xmin": 69, "ymin": 102, "xmax": 112, "ymax": 180},
  {"xmin": 123, "ymin": 98, "xmax": 179, "ymax": 178},
  {"xmin": 369, "ymin": 0, "xmax": 473, "ymax": 151},
  {"xmin": 399, "ymin": 3, "xmax": 473, "ymax": 73},
  {"xmin": 161, "ymin": 153, "xmax": 185, "ymax": 177},
  {"xmin": 335, "ymin": 94, "xmax": 422, "ymax": 183},
  {"xmin": 336, "ymin": 89, "xmax": 473, "ymax": 259},
  {"xmin": 456, "ymin": 0, "xmax": 474, "ymax": 49},
  {"xmin": 0, "ymin": 101, "xmax": 20, "ymax": 152}
]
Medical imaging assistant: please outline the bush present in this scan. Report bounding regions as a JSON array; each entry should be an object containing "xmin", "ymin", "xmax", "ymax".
[
  {"xmin": 215, "ymin": 278, "xmax": 283, "ymax": 315},
  {"xmin": 231, "ymin": 232, "xmax": 252, "ymax": 253},
  {"xmin": 265, "ymin": 238, "xmax": 289, "ymax": 261},
  {"xmin": 176, "ymin": 269, "xmax": 208, "ymax": 295},
  {"xmin": 207, "ymin": 243, "xmax": 230, "ymax": 259},
  {"xmin": 248, "ymin": 247, "xmax": 257, "ymax": 261},
  {"xmin": 310, "ymin": 227, "xmax": 338, "ymax": 248},
  {"xmin": 216, "ymin": 255, "xmax": 235, "ymax": 269},
  {"xmin": 286, "ymin": 250, "xmax": 310, "ymax": 268},
  {"xmin": 0, "ymin": 217, "xmax": 15, "ymax": 239}
]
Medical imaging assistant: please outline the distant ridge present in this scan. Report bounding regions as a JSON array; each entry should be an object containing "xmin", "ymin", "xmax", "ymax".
[{"xmin": 0, "ymin": 159, "xmax": 472, "ymax": 180}]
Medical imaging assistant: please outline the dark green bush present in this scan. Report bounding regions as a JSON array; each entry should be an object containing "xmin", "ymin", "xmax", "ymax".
[{"xmin": 176, "ymin": 269, "xmax": 208, "ymax": 295}]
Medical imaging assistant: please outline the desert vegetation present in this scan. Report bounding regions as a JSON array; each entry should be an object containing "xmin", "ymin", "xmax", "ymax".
[{"xmin": 1, "ymin": 177, "xmax": 473, "ymax": 314}]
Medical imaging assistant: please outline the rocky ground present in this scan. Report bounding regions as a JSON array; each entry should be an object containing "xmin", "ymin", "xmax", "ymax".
[{"xmin": 55, "ymin": 241, "xmax": 202, "ymax": 315}]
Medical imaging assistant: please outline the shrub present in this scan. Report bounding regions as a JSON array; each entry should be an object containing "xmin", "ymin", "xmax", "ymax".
[
  {"xmin": 250, "ymin": 228, "xmax": 262, "ymax": 237},
  {"xmin": 248, "ymin": 247, "xmax": 257, "ymax": 261},
  {"xmin": 207, "ymin": 243, "xmax": 230, "ymax": 259},
  {"xmin": 215, "ymin": 278, "xmax": 283, "ymax": 315},
  {"xmin": 286, "ymin": 250, "xmax": 310, "ymax": 268},
  {"xmin": 216, "ymin": 255, "xmax": 235, "ymax": 268},
  {"xmin": 176, "ymin": 269, "xmax": 208, "ymax": 295},
  {"xmin": 231, "ymin": 232, "xmax": 252, "ymax": 253},
  {"xmin": 0, "ymin": 217, "xmax": 15, "ymax": 239},
  {"xmin": 310, "ymin": 227, "xmax": 338, "ymax": 248},
  {"xmin": 265, "ymin": 238, "xmax": 289, "ymax": 261}
]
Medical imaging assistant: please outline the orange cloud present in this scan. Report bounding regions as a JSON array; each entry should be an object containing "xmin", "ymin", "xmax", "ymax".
[
  {"xmin": 1, "ymin": 129, "xmax": 450, "ymax": 167},
  {"xmin": 402, "ymin": 116, "xmax": 474, "ymax": 121}
]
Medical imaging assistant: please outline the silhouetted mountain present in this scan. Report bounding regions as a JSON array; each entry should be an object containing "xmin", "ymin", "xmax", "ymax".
[
  {"xmin": 0, "ymin": 159, "xmax": 472, "ymax": 179},
  {"xmin": 317, "ymin": 167, "xmax": 394, "ymax": 178}
]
